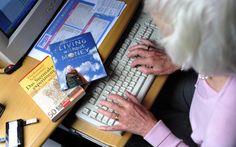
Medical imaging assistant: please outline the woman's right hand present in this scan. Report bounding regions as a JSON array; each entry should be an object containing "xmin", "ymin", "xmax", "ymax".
[{"xmin": 127, "ymin": 39, "xmax": 179, "ymax": 75}]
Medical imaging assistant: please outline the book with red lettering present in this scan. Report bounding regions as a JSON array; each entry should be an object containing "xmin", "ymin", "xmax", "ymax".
[
  {"xmin": 19, "ymin": 57, "xmax": 85, "ymax": 121},
  {"xmin": 49, "ymin": 32, "xmax": 107, "ymax": 90}
]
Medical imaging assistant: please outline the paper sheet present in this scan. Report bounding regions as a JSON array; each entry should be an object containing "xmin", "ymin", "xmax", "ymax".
[
  {"xmin": 93, "ymin": 0, "xmax": 125, "ymax": 16},
  {"xmin": 29, "ymin": 0, "xmax": 126, "ymax": 61}
]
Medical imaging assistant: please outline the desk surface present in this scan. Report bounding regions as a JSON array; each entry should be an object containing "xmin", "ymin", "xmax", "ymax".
[{"xmin": 0, "ymin": 0, "xmax": 167, "ymax": 146}]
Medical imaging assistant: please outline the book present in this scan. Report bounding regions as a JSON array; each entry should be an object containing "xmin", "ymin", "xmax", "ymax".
[
  {"xmin": 19, "ymin": 56, "xmax": 85, "ymax": 121},
  {"xmin": 49, "ymin": 32, "xmax": 107, "ymax": 90}
]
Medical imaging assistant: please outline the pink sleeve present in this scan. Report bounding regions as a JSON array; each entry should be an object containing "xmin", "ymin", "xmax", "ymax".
[
  {"xmin": 201, "ymin": 96, "xmax": 236, "ymax": 147},
  {"xmin": 144, "ymin": 120, "xmax": 189, "ymax": 147}
]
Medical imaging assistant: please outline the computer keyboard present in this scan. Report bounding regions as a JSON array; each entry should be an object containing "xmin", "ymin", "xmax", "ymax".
[{"xmin": 75, "ymin": 11, "xmax": 161, "ymax": 135}]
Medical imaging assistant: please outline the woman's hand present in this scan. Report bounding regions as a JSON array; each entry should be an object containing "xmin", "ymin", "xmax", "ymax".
[
  {"xmin": 128, "ymin": 39, "xmax": 179, "ymax": 75},
  {"xmin": 97, "ymin": 91, "xmax": 158, "ymax": 137}
]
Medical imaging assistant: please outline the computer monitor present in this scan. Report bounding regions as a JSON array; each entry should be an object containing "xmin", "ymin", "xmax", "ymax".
[{"xmin": 0, "ymin": 0, "xmax": 63, "ymax": 67}]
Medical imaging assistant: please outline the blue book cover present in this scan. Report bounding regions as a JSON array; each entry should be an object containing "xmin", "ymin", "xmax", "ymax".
[{"xmin": 49, "ymin": 32, "xmax": 107, "ymax": 90}]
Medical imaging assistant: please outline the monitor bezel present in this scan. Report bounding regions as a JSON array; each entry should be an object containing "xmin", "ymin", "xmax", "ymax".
[{"xmin": 0, "ymin": 0, "xmax": 63, "ymax": 66}]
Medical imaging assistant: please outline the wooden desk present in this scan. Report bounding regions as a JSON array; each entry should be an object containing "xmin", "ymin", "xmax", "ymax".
[{"xmin": 0, "ymin": 0, "xmax": 167, "ymax": 146}]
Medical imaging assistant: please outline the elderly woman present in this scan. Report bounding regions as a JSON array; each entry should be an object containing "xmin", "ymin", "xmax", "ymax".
[{"xmin": 98, "ymin": 0, "xmax": 236, "ymax": 146}]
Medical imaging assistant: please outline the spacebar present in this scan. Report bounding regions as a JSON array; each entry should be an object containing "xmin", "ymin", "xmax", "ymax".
[
  {"xmin": 136, "ymin": 75, "xmax": 155, "ymax": 102},
  {"xmin": 130, "ymin": 75, "xmax": 155, "ymax": 102},
  {"xmin": 131, "ymin": 76, "xmax": 146, "ymax": 101}
]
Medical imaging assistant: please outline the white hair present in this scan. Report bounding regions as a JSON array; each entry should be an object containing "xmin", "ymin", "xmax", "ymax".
[{"xmin": 145, "ymin": 0, "xmax": 236, "ymax": 75}]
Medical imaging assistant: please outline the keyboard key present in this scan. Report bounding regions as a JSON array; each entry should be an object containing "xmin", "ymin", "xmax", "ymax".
[
  {"xmin": 102, "ymin": 116, "xmax": 109, "ymax": 124},
  {"xmin": 95, "ymin": 87, "xmax": 103, "ymax": 94},
  {"xmin": 92, "ymin": 92, "xmax": 100, "ymax": 99},
  {"xmin": 82, "ymin": 108, "xmax": 90, "ymax": 115},
  {"xmin": 117, "ymin": 92, "xmax": 123, "ymax": 96},
  {"xmin": 106, "ymin": 85, "xmax": 112, "ymax": 91},
  {"xmin": 132, "ymin": 76, "xmax": 139, "ymax": 82},
  {"xmin": 111, "ymin": 91, "xmax": 117, "ymax": 94},
  {"xmin": 96, "ymin": 113, "xmax": 104, "ymax": 121},
  {"xmin": 129, "ymin": 81, "xmax": 136, "ymax": 87},
  {"xmin": 127, "ymin": 86, "xmax": 133, "ymax": 93},
  {"xmin": 125, "ymin": 77, "xmax": 131, "ymax": 82},
  {"xmin": 114, "ymin": 121, "xmax": 119, "ymax": 126},
  {"xmin": 108, "ymin": 119, "xmax": 115, "ymax": 126},
  {"xmin": 132, "ymin": 76, "xmax": 145, "ymax": 96},
  {"xmin": 90, "ymin": 111, "xmax": 98, "ymax": 119},
  {"xmin": 113, "ymin": 85, "xmax": 119, "ymax": 92},
  {"xmin": 123, "ymin": 82, "xmax": 129, "ymax": 88},
  {"xmin": 125, "ymin": 39, "xmax": 131, "ymax": 44},
  {"xmin": 122, "ymin": 71, "xmax": 128, "ymax": 76},
  {"xmin": 119, "ymin": 75, "xmax": 125, "ymax": 81},
  {"xmin": 100, "ymin": 95, "xmax": 106, "ymax": 100},
  {"xmin": 116, "ymin": 80, "xmax": 123, "ymax": 86},
  {"xmin": 103, "ymin": 90, "xmax": 110, "ymax": 96},
  {"xmin": 89, "ymin": 98, "xmax": 96, "ymax": 105},
  {"xmin": 98, "ymin": 82, "xmax": 106, "ymax": 89},
  {"xmin": 119, "ymin": 87, "xmax": 126, "ymax": 93},
  {"xmin": 109, "ymin": 81, "xmax": 116, "ymax": 87}
]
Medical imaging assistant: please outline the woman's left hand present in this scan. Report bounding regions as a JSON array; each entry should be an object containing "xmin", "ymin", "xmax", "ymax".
[
  {"xmin": 128, "ymin": 39, "xmax": 180, "ymax": 75},
  {"xmin": 97, "ymin": 91, "xmax": 158, "ymax": 137}
]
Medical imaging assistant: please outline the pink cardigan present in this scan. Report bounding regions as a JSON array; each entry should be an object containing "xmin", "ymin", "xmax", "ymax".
[{"xmin": 144, "ymin": 75, "xmax": 236, "ymax": 147}]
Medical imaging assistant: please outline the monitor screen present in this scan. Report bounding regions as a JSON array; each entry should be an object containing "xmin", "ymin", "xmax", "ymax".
[{"xmin": 0, "ymin": 0, "xmax": 37, "ymax": 37}]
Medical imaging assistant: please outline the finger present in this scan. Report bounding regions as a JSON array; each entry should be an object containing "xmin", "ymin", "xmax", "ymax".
[
  {"xmin": 129, "ymin": 48, "xmax": 165, "ymax": 58},
  {"xmin": 125, "ymin": 91, "xmax": 140, "ymax": 104},
  {"xmin": 128, "ymin": 44, "xmax": 149, "ymax": 51},
  {"xmin": 97, "ymin": 108, "xmax": 118, "ymax": 120},
  {"xmin": 137, "ymin": 64, "xmax": 178, "ymax": 75},
  {"xmin": 107, "ymin": 94, "xmax": 128, "ymax": 107},
  {"xmin": 99, "ymin": 100, "xmax": 123, "ymax": 112},
  {"xmin": 131, "ymin": 57, "xmax": 154, "ymax": 68},
  {"xmin": 137, "ymin": 66, "xmax": 158, "ymax": 75},
  {"xmin": 128, "ymin": 49, "xmax": 150, "ymax": 58},
  {"xmin": 139, "ymin": 39, "xmax": 156, "ymax": 48},
  {"xmin": 98, "ymin": 124, "xmax": 122, "ymax": 131}
]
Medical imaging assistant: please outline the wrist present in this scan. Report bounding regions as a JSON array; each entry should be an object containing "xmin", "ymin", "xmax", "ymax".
[{"xmin": 141, "ymin": 119, "xmax": 159, "ymax": 137}]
